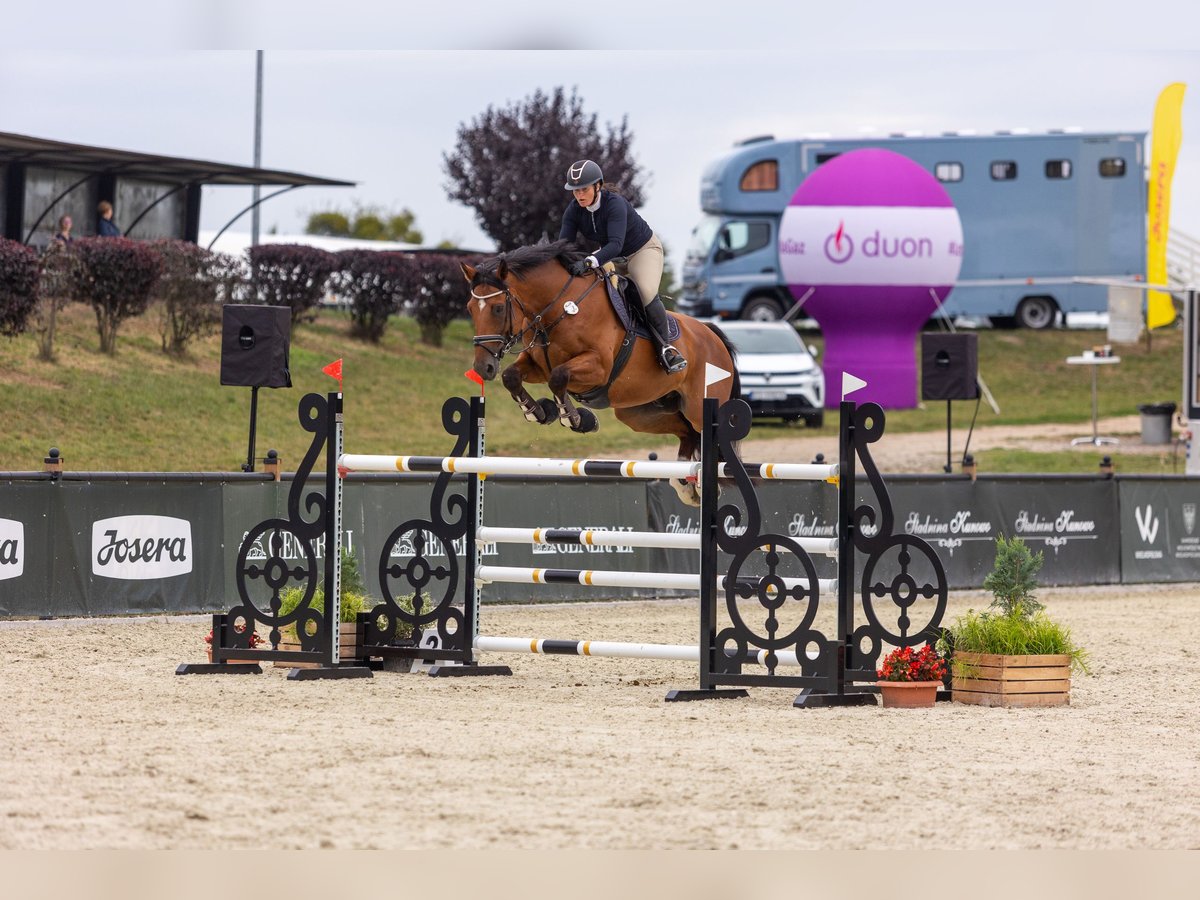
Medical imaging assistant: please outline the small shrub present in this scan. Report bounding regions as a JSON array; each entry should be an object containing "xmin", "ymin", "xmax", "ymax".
[
  {"xmin": 0, "ymin": 238, "xmax": 40, "ymax": 338},
  {"xmin": 152, "ymin": 240, "xmax": 241, "ymax": 356},
  {"xmin": 410, "ymin": 252, "xmax": 484, "ymax": 346},
  {"xmin": 248, "ymin": 244, "xmax": 337, "ymax": 323},
  {"xmin": 31, "ymin": 242, "xmax": 77, "ymax": 360},
  {"xmin": 983, "ymin": 534, "xmax": 1044, "ymax": 617},
  {"xmin": 70, "ymin": 237, "xmax": 162, "ymax": 354},
  {"xmin": 334, "ymin": 249, "xmax": 412, "ymax": 342}
]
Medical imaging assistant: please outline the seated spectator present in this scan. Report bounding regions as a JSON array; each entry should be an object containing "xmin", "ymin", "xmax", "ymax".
[
  {"xmin": 97, "ymin": 200, "xmax": 122, "ymax": 237},
  {"xmin": 51, "ymin": 215, "xmax": 73, "ymax": 244}
]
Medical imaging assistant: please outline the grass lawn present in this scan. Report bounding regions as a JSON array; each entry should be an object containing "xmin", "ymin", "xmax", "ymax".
[{"xmin": 0, "ymin": 303, "xmax": 1187, "ymax": 474}]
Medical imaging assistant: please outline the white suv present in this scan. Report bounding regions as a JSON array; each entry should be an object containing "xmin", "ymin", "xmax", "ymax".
[{"xmin": 713, "ymin": 321, "xmax": 825, "ymax": 428}]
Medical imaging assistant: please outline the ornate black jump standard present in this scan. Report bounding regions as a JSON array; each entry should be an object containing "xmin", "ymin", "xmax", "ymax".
[
  {"xmin": 664, "ymin": 398, "xmax": 948, "ymax": 706},
  {"xmin": 176, "ymin": 392, "xmax": 371, "ymax": 680},
  {"xmin": 355, "ymin": 395, "xmax": 511, "ymax": 677}
]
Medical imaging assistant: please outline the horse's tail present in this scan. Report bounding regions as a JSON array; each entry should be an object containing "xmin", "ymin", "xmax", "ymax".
[{"xmin": 704, "ymin": 323, "xmax": 741, "ymax": 402}]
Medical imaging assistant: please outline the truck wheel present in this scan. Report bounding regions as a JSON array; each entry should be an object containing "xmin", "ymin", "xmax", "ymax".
[
  {"xmin": 1016, "ymin": 296, "xmax": 1058, "ymax": 330},
  {"xmin": 741, "ymin": 296, "xmax": 784, "ymax": 321}
]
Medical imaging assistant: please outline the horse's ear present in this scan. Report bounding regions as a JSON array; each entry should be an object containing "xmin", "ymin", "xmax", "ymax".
[{"xmin": 459, "ymin": 263, "xmax": 476, "ymax": 283}]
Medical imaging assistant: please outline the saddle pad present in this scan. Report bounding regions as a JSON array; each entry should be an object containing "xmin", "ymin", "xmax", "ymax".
[{"xmin": 602, "ymin": 276, "xmax": 681, "ymax": 342}]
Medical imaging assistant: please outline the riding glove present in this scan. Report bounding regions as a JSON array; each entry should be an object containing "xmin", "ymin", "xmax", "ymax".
[{"xmin": 568, "ymin": 256, "xmax": 599, "ymax": 277}]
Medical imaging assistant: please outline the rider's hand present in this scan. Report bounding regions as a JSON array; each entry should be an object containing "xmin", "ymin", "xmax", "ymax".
[{"xmin": 568, "ymin": 257, "xmax": 596, "ymax": 277}]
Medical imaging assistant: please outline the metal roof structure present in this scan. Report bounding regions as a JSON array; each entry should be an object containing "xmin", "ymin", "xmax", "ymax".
[{"xmin": 0, "ymin": 130, "xmax": 353, "ymax": 187}]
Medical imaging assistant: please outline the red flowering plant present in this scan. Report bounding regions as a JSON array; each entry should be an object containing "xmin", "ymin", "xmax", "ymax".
[{"xmin": 876, "ymin": 644, "xmax": 947, "ymax": 683}]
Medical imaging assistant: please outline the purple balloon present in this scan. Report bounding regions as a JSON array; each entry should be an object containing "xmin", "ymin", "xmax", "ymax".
[{"xmin": 779, "ymin": 149, "xmax": 963, "ymax": 408}]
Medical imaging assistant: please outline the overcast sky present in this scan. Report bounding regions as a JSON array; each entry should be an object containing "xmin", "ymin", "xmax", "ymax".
[{"xmin": 2, "ymin": 6, "xmax": 1197, "ymax": 275}]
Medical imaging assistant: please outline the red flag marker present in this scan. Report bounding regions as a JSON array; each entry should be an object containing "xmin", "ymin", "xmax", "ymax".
[
  {"xmin": 464, "ymin": 369, "xmax": 485, "ymax": 395},
  {"xmin": 323, "ymin": 358, "xmax": 343, "ymax": 391}
]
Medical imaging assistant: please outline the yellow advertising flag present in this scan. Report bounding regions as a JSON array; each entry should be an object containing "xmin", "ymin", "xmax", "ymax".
[{"xmin": 1147, "ymin": 82, "xmax": 1186, "ymax": 329}]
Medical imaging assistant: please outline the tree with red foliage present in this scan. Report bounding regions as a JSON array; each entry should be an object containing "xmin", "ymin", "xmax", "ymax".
[
  {"xmin": 70, "ymin": 237, "xmax": 162, "ymax": 354},
  {"xmin": 443, "ymin": 87, "xmax": 647, "ymax": 249},
  {"xmin": 0, "ymin": 238, "xmax": 40, "ymax": 339},
  {"xmin": 248, "ymin": 244, "xmax": 338, "ymax": 323}
]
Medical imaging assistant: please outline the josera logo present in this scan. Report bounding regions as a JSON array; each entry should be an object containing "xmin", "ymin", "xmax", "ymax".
[
  {"xmin": 91, "ymin": 516, "xmax": 192, "ymax": 580},
  {"xmin": 0, "ymin": 518, "xmax": 23, "ymax": 580}
]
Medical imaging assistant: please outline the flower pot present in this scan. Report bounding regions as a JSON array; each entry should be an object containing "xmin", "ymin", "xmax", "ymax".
[
  {"xmin": 274, "ymin": 622, "xmax": 361, "ymax": 669},
  {"xmin": 951, "ymin": 651, "xmax": 1071, "ymax": 708},
  {"xmin": 876, "ymin": 680, "xmax": 941, "ymax": 708}
]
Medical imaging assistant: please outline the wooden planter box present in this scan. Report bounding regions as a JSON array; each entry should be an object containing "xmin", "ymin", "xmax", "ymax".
[
  {"xmin": 951, "ymin": 651, "xmax": 1071, "ymax": 707},
  {"xmin": 274, "ymin": 622, "xmax": 361, "ymax": 669}
]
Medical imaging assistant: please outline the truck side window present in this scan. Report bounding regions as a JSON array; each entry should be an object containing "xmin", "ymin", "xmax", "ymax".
[
  {"xmin": 715, "ymin": 222, "xmax": 771, "ymax": 261},
  {"xmin": 935, "ymin": 162, "xmax": 963, "ymax": 182},
  {"xmin": 1045, "ymin": 159, "xmax": 1072, "ymax": 179},
  {"xmin": 740, "ymin": 160, "xmax": 779, "ymax": 191},
  {"xmin": 815, "ymin": 153, "xmax": 840, "ymax": 165},
  {"xmin": 1099, "ymin": 158, "xmax": 1126, "ymax": 177},
  {"xmin": 990, "ymin": 161, "xmax": 1018, "ymax": 180}
]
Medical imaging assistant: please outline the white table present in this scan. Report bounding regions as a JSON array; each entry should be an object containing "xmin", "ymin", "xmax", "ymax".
[{"xmin": 1066, "ymin": 354, "xmax": 1121, "ymax": 446}]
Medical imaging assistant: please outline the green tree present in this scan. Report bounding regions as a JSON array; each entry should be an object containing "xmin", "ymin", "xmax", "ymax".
[
  {"xmin": 306, "ymin": 211, "xmax": 351, "ymax": 237},
  {"xmin": 305, "ymin": 205, "xmax": 424, "ymax": 244}
]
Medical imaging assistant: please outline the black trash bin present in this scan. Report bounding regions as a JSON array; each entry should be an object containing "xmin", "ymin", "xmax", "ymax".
[{"xmin": 1137, "ymin": 402, "xmax": 1177, "ymax": 445}]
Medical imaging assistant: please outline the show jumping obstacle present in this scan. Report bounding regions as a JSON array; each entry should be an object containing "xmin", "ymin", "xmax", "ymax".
[{"xmin": 182, "ymin": 388, "xmax": 948, "ymax": 707}]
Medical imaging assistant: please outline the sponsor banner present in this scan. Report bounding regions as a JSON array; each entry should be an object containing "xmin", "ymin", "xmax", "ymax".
[
  {"xmin": 481, "ymin": 480, "xmax": 654, "ymax": 602},
  {"xmin": 0, "ymin": 483, "xmax": 52, "ymax": 617},
  {"xmin": 54, "ymin": 482, "xmax": 224, "ymax": 616},
  {"xmin": 779, "ymin": 206, "xmax": 963, "ymax": 286},
  {"xmin": 91, "ymin": 516, "xmax": 192, "ymax": 580},
  {"xmin": 990, "ymin": 479, "xmax": 1121, "ymax": 586},
  {"xmin": 0, "ymin": 517, "xmax": 24, "ymax": 581},
  {"xmin": 1119, "ymin": 479, "xmax": 1200, "ymax": 582}
]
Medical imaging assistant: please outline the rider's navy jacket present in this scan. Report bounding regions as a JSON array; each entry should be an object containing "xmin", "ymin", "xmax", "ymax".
[{"xmin": 558, "ymin": 190, "xmax": 652, "ymax": 265}]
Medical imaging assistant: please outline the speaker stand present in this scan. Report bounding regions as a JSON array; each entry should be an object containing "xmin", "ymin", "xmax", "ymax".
[
  {"xmin": 944, "ymin": 400, "xmax": 953, "ymax": 474},
  {"xmin": 242, "ymin": 385, "xmax": 260, "ymax": 473}
]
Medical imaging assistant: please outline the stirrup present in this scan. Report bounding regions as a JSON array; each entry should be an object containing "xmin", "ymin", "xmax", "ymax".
[{"xmin": 660, "ymin": 345, "xmax": 687, "ymax": 373}]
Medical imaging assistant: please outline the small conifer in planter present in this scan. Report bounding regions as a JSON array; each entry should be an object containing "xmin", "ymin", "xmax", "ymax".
[{"xmin": 943, "ymin": 535, "xmax": 1088, "ymax": 707}]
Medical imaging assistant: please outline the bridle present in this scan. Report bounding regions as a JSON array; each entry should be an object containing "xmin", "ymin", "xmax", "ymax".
[{"xmin": 470, "ymin": 268, "xmax": 604, "ymax": 368}]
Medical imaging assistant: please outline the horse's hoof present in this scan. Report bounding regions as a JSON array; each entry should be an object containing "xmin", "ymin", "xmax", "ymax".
[
  {"xmin": 536, "ymin": 398, "xmax": 558, "ymax": 425},
  {"xmin": 671, "ymin": 478, "xmax": 701, "ymax": 508},
  {"xmin": 571, "ymin": 408, "xmax": 599, "ymax": 434}
]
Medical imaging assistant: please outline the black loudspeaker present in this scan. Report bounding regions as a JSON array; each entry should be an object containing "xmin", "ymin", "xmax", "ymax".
[
  {"xmin": 220, "ymin": 305, "xmax": 292, "ymax": 388},
  {"xmin": 922, "ymin": 333, "xmax": 979, "ymax": 401}
]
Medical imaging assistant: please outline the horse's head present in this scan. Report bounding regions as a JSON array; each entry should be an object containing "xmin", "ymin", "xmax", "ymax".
[{"xmin": 461, "ymin": 258, "xmax": 517, "ymax": 381}]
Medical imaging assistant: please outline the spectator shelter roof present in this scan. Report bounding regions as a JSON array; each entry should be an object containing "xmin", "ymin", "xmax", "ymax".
[{"xmin": 0, "ymin": 130, "xmax": 354, "ymax": 187}]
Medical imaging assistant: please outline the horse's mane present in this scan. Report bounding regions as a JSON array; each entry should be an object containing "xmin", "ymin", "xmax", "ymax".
[{"xmin": 476, "ymin": 239, "xmax": 587, "ymax": 281}]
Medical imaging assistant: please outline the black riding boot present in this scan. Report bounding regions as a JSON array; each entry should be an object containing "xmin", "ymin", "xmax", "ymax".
[{"xmin": 644, "ymin": 296, "xmax": 687, "ymax": 373}]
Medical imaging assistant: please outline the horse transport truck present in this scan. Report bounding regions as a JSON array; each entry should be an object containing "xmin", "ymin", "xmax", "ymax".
[{"xmin": 678, "ymin": 130, "xmax": 1147, "ymax": 328}]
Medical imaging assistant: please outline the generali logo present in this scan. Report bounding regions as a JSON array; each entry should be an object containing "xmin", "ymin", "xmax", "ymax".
[
  {"xmin": 91, "ymin": 516, "xmax": 192, "ymax": 580},
  {"xmin": 0, "ymin": 518, "xmax": 23, "ymax": 580}
]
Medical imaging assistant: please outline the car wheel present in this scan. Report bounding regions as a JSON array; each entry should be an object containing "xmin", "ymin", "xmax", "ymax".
[
  {"xmin": 1016, "ymin": 296, "xmax": 1058, "ymax": 330},
  {"xmin": 741, "ymin": 296, "xmax": 784, "ymax": 321},
  {"xmin": 803, "ymin": 412, "xmax": 824, "ymax": 428}
]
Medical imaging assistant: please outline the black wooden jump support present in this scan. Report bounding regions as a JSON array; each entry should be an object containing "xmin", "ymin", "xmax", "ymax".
[{"xmin": 176, "ymin": 391, "xmax": 371, "ymax": 679}]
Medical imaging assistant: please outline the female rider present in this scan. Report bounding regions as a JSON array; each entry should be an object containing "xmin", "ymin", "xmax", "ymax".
[{"xmin": 558, "ymin": 159, "xmax": 686, "ymax": 373}]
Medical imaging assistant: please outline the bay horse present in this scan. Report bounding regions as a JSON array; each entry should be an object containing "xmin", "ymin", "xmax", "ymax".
[{"xmin": 460, "ymin": 240, "xmax": 739, "ymax": 507}]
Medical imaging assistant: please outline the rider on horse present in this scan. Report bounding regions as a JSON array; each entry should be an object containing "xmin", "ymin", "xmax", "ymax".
[{"xmin": 559, "ymin": 159, "xmax": 687, "ymax": 374}]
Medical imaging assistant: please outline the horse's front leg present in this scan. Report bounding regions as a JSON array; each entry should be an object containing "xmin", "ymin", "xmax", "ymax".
[
  {"xmin": 501, "ymin": 354, "xmax": 557, "ymax": 425},
  {"xmin": 548, "ymin": 353, "xmax": 606, "ymax": 434}
]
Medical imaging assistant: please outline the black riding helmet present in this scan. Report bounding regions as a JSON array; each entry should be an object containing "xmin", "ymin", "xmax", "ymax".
[{"xmin": 564, "ymin": 159, "xmax": 604, "ymax": 191}]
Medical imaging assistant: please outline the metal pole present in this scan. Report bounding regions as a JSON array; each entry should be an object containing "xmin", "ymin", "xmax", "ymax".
[
  {"xmin": 251, "ymin": 50, "xmax": 263, "ymax": 247},
  {"xmin": 242, "ymin": 385, "xmax": 259, "ymax": 473}
]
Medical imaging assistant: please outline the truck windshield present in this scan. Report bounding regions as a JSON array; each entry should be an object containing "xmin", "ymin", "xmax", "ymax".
[{"xmin": 687, "ymin": 215, "xmax": 722, "ymax": 261}]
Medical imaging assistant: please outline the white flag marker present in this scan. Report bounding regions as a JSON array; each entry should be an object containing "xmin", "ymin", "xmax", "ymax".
[
  {"xmin": 841, "ymin": 372, "xmax": 867, "ymax": 400},
  {"xmin": 704, "ymin": 363, "xmax": 732, "ymax": 397}
]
